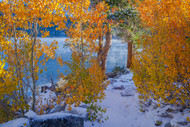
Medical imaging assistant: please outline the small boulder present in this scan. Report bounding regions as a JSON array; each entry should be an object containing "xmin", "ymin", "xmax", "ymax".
[
  {"xmin": 177, "ymin": 121, "xmax": 188, "ymax": 126},
  {"xmin": 146, "ymin": 99, "xmax": 152, "ymax": 107},
  {"xmin": 113, "ymin": 85, "xmax": 125, "ymax": 90},
  {"xmin": 41, "ymin": 85, "xmax": 49, "ymax": 93},
  {"xmin": 78, "ymin": 105, "xmax": 88, "ymax": 108},
  {"xmin": 106, "ymin": 72, "xmax": 117, "ymax": 78},
  {"xmin": 119, "ymin": 79, "xmax": 128, "ymax": 83},
  {"xmin": 159, "ymin": 112, "xmax": 173, "ymax": 119},
  {"xmin": 50, "ymin": 105, "xmax": 66, "ymax": 113},
  {"xmin": 177, "ymin": 105, "xmax": 186, "ymax": 112},
  {"xmin": 164, "ymin": 122, "xmax": 172, "ymax": 127},
  {"xmin": 120, "ymin": 90, "xmax": 134, "ymax": 96},
  {"xmin": 166, "ymin": 108, "xmax": 175, "ymax": 112},
  {"xmin": 109, "ymin": 79, "xmax": 118, "ymax": 85}
]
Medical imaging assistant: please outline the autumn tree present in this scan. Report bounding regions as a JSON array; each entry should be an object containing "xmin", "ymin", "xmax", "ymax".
[
  {"xmin": 0, "ymin": 0, "xmax": 65, "ymax": 117},
  {"xmin": 55, "ymin": 0, "xmax": 110, "ymax": 122},
  {"xmin": 91, "ymin": 0, "xmax": 142, "ymax": 69},
  {"xmin": 132, "ymin": 0, "xmax": 190, "ymax": 107},
  {"xmin": 108, "ymin": 0, "xmax": 142, "ymax": 68},
  {"xmin": 89, "ymin": 0, "xmax": 115, "ymax": 72}
]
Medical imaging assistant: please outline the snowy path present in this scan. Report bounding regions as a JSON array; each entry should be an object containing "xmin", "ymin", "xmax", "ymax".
[
  {"xmin": 1, "ymin": 72, "xmax": 189, "ymax": 127},
  {"xmin": 85, "ymin": 73, "xmax": 155, "ymax": 127},
  {"xmin": 89, "ymin": 91, "xmax": 156, "ymax": 127}
]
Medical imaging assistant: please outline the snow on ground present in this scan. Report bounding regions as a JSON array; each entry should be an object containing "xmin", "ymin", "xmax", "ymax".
[
  {"xmin": 85, "ymin": 72, "xmax": 190, "ymax": 127},
  {"xmin": 28, "ymin": 90, "xmax": 57, "ymax": 113},
  {"xmin": 85, "ymin": 91, "xmax": 156, "ymax": 127},
  {"xmin": 0, "ymin": 111, "xmax": 82, "ymax": 127},
  {"xmin": 25, "ymin": 111, "xmax": 80, "ymax": 121},
  {"xmin": 1, "ymin": 72, "xmax": 189, "ymax": 127},
  {"xmin": 0, "ymin": 118, "xmax": 30, "ymax": 127},
  {"xmin": 85, "ymin": 73, "xmax": 155, "ymax": 127}
]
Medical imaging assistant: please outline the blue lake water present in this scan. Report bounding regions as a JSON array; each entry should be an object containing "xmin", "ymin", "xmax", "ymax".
[{"xmin": 32, "ymin": 37, "xmax": 127, "ymax": 85}]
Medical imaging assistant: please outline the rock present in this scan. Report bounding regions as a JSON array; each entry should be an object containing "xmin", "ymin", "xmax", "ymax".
[
  {"xmin": 119, "ymin": 79, "xmax": 128, "ymax": 83},
  {"xmin": 0, "ymin": 118, "xmax": 30, "ymax": 127},
  {"xmin": 28, "ymin": 111, "xmax": 84, "ymax": 127},
  {"xmin": 164, "ymin": 122, "xmax": 172, "ymax": 127},
  {"xmin": 113, "ymin": 85, "xmax": 125, "ymax": 90},
  {"xmin": 41, "ymin": 85, "xmax": 49, "ymax": 93},
  {"xmin": 30, "ymin": 115, "xmax": 84, "ymax": 127},
  {"xmin": 41, "ymin": 84, "xmax": 57, "ymax": 93},
  {"xmin": 25, "ymin": 111, "xmax": 38, "ymax": 118},
  {"xmin": 109, "ymin": 79, "xmax": 118, "ymax": 84},
  {"xmin": 121, "ymin": 92, "xmax": 133, "ymax": 97},
  {"xmin": 159, "ymin": 112, "xmax": 173, "ymax": 119},
  {"xmin": 106, "ymin": 72, "xmax": 117, "ymax": 78},
  {"xmin": 78, "ymin": 105, "xmax": 88, "ymax": 108},
  {"xmin": 177, "ymin": 121, "xmax": 188, "ymax": 126},
  {"xmin": 155, "ymin": 120, "xmax": 162, "ymax": 126},
  {"xmin": 120, "ymin": 89, "xmax": 135, "ymax": 96},
  {"xmin": 177, "ymin": 105, "xmax": 186, "ymax": 112},
  {"xmin": 2, "ymin": 111, "xmax": 84, "ymax": 127},
  {"xmin": 50, "ymin": 105, "xmax": 66, "ymax": 113},
  {"xmin": 147, "ymin": 99, "xmax": 152, "ymax": 106},
  {"xmin": 66, "ymin": 108, "xmax": 79, "ymax": 115},
  {"xmin": 153, "ymin": 105, "xmax": 158, "ymax": 109},
  {"xmin": 166, "ymin": 108, "xmax": 175, "ymax": 112},
  {"xmin": 34, "ymin": 90, "xmax": 57, "ymax": 113},
  {"xmin": 65, "ymin": 106, "xmax": 87, "ymax": 118},
  {"xmin": 128, "ymin": 79, "xmax": 133, "ymax": 82},
  {"xmin": 124, "ymin": 69, "xmax": 131, "ymax": 74}
]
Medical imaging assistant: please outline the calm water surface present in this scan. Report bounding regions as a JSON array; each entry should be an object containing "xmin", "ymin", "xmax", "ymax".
[{"xmin": 36, "ymin": 37, "xmax": 128, "ymax": 85}]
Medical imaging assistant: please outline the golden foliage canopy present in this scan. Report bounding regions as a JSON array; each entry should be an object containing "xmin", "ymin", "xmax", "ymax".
[{"xmin": 132, "ymin": 0, "xmax": 190, "ymax": 106}]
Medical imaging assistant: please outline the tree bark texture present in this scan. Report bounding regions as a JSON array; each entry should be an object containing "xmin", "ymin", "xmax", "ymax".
[
  {"xmin": 127, "ymin": 41, "xmax": 132, "ymax": 68},
  {"xmin": 98, "ymin": 29, "xmax": 112, "ymax": 72},
  {"xmin": 31, "ymin": 19, "xmax": 37, "ymax": 112}
]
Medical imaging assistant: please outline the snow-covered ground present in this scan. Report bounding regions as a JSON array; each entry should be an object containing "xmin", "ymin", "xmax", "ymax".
[
  {"xmin": 85, "ymin": 73, "xmax": 156, "ymax": 127},
  {"xmin": 84, "ymin": 73, "xmax": 190, "ymax": 127},
  {"xmin": 1, "ymin": 72, "xmax": 189, "ymax": 127}
]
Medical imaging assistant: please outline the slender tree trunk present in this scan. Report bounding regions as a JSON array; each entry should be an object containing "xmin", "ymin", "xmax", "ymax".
[
  {"xmin": 127, "ymin": 40, "xmax": 132, "ymax": 68},
  {"xmin": 98, "ymin": 35, "xmax": 103, "ymax": 66},
  {"xmin": 9, "ymin": 0, "xmax": 25, "ymax": 115},
  {"xmin": 98, "ymin": 29, "xmax": 112, "ymax": 72},
  {"xmin": 31, "ymin": 19, "xmax": 37, "ymax": 112},
  {"xmin": 92, "ymin": 0, "xmax": 112, "ymax": 73},
  {"xmin": 98, "ymin": 36, "xmax": 103, "ymax": 54},
  {"xmin": 13, "ymin": 30, "xmax": 25, "ymax": 115},
  {"xmin": 103, "ymin": 30, "xmax": 112, "ymax": 71}
]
